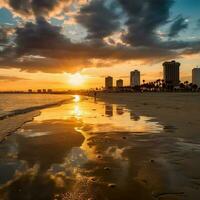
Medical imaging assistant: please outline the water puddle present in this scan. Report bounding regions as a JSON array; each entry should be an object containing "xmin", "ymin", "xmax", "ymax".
[{"xmin": 35, "ymin": 95, "xmax": 163, "ymax": 134}]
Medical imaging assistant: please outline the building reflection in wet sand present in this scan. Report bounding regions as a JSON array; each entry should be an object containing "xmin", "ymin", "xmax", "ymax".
[
  {"xmin": 0, "ymin": 95, "xmax": 163, "ymax": 200},
  {"xmin": 130, "ymin": 111, "xmax": 140, "ymax": 121},
  {"xmin": 116, "ymin": 106, "xmax": 124, "ymax": 115},
  {"xmin": 105, "ymin": 104, "xmax": 113, "ymax": 117}
]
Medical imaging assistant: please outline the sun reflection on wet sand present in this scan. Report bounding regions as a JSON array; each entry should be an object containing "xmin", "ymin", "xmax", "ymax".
[
  {"xmin": 73, "ymin": 105, "xmax": 82, "ymax": 119},
  {"xmin": 36, "ymin": 95, "xmax": 162, "ymax": 132},
  {"xmin": 33, "ymin": 95, "xmax": 163, "ymax": 162},
  {"xmin": 73, "ymin": 95, "xmax": 80, "ymax": 103}
]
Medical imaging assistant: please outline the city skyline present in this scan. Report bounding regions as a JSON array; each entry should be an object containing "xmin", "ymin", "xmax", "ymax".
[
  {"xmin": 1, "ymin": 61, "xmax": 200, "ymax": 91},
  {"xmin": 104, "ymin": 62, "xmax": 200, "ymax": 88},
  {"xmin": 0, "ymin": 0, "xmax": 200, "ymax": 90}
]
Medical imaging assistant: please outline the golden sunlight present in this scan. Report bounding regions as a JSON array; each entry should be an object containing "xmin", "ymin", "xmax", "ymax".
[
  {"xmin": 73, "ymin": 105, "xmax": 82, "ymax": 118},
  {"xmin": 68, "ymin": 73, "xmax": 85, "ymax": 86},
  {"xmin": 74, "ymin": 95, "xmax": 80, "ymax": 103}
]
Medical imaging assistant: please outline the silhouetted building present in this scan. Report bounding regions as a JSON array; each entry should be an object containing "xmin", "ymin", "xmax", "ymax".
[
  {"xmin": 42, "ymin": 89, "xmax": 47, "ymax": 93},
  {"xmin": 163, "ymin": 61, "xmax": 180, "ymax": 86},
  {"xmin": 105, "ymin": 76, "xmax": 113, "ymax": 89},
  {"xmin": 37, "ymin": 89, "xmax": 42, "ymax": 93},
  {"xmin": 192, "ymin": 67, "xmax": 200, "ymax": 87},
  {"xmin": 130, "ymin": 70, "xmax": 140, "ymax": 87},
  {"xmin": 116, "ymin": 79, "xmax": 123, "ymax": 88},
  {"xmin": 47, "ymin": 89, "xmax": 53, "ymax": 93},
  {"xmin": 28, "ymin": 89, "xmax": 33, "ymax": 93}
]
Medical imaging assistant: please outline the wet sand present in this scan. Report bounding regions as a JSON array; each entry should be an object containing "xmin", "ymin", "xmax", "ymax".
[
  {"xmin": 96, "ymin": 92, "xmax": 200, "ymax": 199},
  {"xmin": 97, "ymin": 92, "xmax": 200, "ymax": 138},
  {"xmin": 0, "ymin": 94, "xmax": 200, "ymax": 200}
]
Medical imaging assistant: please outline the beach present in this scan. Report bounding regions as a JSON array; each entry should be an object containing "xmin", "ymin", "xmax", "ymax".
[
  {"xmin": 0, "ymin": 93, "xmax": 200, "ymax": 199},
  {"xmin": 96, "ymin": 92, "xmax": 200, "ymax": 199}
]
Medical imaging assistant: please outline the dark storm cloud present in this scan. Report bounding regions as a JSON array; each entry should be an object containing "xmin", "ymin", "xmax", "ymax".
[
  {"xmin": 8, "ymin": 0, "xmax": 31, "ymax": 15},
  {"xmin": 118, "ymin": 0, "xmax": 174, "ymax": 47},
  {"xmin": 161, "ymin": 40, "xmax": 200, "ymax": 51},
  {"xmin": 0, "ymin": 0, "xmax": 200, "ymax": 73},
  {"xmin": 76, "ymin": 0, "xmax": 121, "ymax": 39},
  {"xmin": 116, "ymin": 0, "xmax": 197, "ymax": 53},
  {"xmin": 0, "ymin": 27, "xmax": 8, "ymax": 45},
  {"xmin": 4, "ymin": 0, "xmax": 74, "ymax": 17},
  {"xmin": 182, "ymin": 41, "xmax": 200, "ymax": 55},
  {"xmin": 31, "ymin": 0, "xmax": 59, "ymax": 16},
  {"xmin": 0, "ymin": 17, "xmax": 178, "ymax": 73},
  {"xmin": 15, "ymin": 17, "xmax": 71, "ymax": 56},
  {"xmin": 9, "ymin": 18, "xmax": 175, "ymax": 60},
  {"xmin": 196, "ymin": 19, "xmax": 200, "ymax": 29},
  {"xmin": 168, "ymin": 15, "xmax": 188, "ymax": 37},
  {"xmin": 0, "ymin": 26, "xmax": 15, "ymax": 48}
]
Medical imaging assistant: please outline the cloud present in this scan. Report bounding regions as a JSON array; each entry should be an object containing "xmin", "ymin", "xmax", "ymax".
[
  {"xmin": 168, "ymin": 15, "xmax": 188, "ymax": 37},
  {"xmin": 118, "ymin": 0, "xmax": 174, "ymax": 47},
  {"xmin": 0, "ymin": 17, "xmax": 179, "ymax": 73},
  {"xmin": 0, "ymin": 27, "xmax": 8, "ymax": 45},
  {"xmin": 76, "ymin": 0, "xmax": 121, "ymax": 40},
  {"xmin": 1, "ymin": 0, "xmax": 87, "ymax": 18},
  {"xmin": 15, "ymin": 17, "xmax": 71, "ymax": 56},
  {"xmin": 182, "ymin": 42, "xmax": 200, "ymax": 55},
  {"xmin": 0, "ymin": 25, "xmax": 15, "ymax": 50},
  {"xmin": 196, "ymin": 19, "xmax": 200, "ymax": 29},
  {"xmin": 0, "ymin": 0, "xmax": 200, "ymax": 74},
  {"xmin": 8, "ymin": 0, "xmax": 32, "ymax": 16},
  {"xmin": 0, "ymin": 75, "xmax": 28, "ymax": 81}
]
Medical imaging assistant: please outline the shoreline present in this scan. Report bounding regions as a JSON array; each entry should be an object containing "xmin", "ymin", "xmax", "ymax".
[{"xmin": 0, "ymin": 97, "xmax": 74, "ymax": 143}]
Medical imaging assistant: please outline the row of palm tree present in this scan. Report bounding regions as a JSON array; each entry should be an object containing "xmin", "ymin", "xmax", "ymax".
[
  {"xmin": 140, "ymin": 79, "xmax": 199, "ymax": 91},
  {"xmin": 102, "ymin": 79, "xmax": 199, "ymax": 92}
]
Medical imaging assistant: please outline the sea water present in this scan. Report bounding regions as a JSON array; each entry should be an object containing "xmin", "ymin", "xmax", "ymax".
[
  {"xmin": 0, "ymin": 94, "xmax": 72, "ymax": 141},
  {"xmin": 0, "ymin": 94, "xmax": 72, "ymax": 117}
]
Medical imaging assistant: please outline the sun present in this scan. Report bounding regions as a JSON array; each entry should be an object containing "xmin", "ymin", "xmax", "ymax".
[{"xmin": 68, "ymin": 73, "xmax": 85, "ymax": 86}]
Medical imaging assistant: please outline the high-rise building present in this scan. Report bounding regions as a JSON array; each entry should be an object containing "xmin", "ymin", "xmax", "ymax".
[
  {"xmin": 47, "ymin": 89, "xmax": 53, "ymax": 93},
  {"xmin": 105, "ymin": 76, "xmax": 113, "ymax": 89},
  {"xmin": 130, "ymin": 70, "xmax": 140, "ymax": 87},
  {"xmin": 192, "ymin": 67, "xmax": 200, "ymax": 87},
  {"xmin": 116, "ymin": 79, "xmax": 123, "ymax": 88},
  {"xmin": 163, "ymin": 61, "xmax": 180, "ymax": 86}
]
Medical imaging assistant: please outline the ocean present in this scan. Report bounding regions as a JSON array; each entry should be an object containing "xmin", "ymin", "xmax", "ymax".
[
  {"xmin": 0, "ymin": 94, "xmax": 72, "ymax": 141},
  {"xmin": 0, "ymin": 94, "xmax": 72, "ymax": 117}
]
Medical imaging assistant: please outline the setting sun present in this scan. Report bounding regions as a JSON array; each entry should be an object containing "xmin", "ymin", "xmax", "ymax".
[{"xmin": 68, "ymin": 73, "xmax": 85, "ymax": 86}]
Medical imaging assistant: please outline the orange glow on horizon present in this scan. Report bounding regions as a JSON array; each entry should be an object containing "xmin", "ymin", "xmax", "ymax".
[{"xmin": 68, "ymin": 73, "xmax": 86, "ymax": 87}]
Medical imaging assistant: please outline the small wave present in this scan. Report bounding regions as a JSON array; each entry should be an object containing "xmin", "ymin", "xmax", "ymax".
[
  {"xmin": 0, "ymin": 98, "xmax": 73, "ymax": 142},
  {"xmin": 0, "ymin": 99, "xmax": 70, "ymax": 121}
]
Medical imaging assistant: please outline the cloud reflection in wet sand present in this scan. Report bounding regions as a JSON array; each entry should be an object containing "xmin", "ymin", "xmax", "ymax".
[{"xmin": 0, "ymin": 95, "xmax": 165, "ymax": 200}]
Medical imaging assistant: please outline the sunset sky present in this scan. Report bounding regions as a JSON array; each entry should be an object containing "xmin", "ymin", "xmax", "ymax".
[{"xmin": 0, "ymin": 0, "xmax": 200, "ymax": 90}]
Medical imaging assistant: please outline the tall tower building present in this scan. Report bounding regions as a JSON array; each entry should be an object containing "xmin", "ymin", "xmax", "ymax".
[
  {"xmin": 163, "ymin": 61, "xmax": 180, "ymax": 86},
  {"xmin": 105, "ymin": 76, "xmax": 113, "ymax": 89},
  {"xmin": 130, "ymin": 70, "xmax": 140, "ymax": 87},
  {"xmin": 116, "ymin": 79, "xmax": 123, "ymax": 88},
  {"xmin": 192, "ymin": 67, "xmax": 200, "ymax": 87}
]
